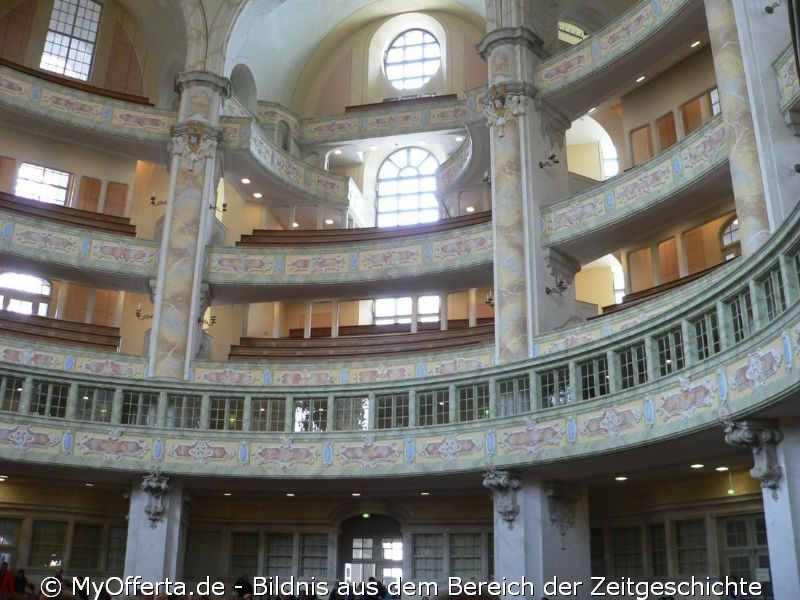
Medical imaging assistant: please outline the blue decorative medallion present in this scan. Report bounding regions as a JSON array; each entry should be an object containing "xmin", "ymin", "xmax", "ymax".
[
  {"xmin": 652, "ymin": 0, "xmax": 662, "ymax": 15},
  {"xmin": 275, "ymin": 256, "xmax": 284, "ymax": 272},
  {"xmin": 31, "ymin": 87, "xmax": 41, "ymax": 101},
  {"xmin": 717, "ymin": 369, "xmax": 728, "ymax": 405},
  {"xmin": 416, "ymin": 363, "xmax": 426, "ymax": 377},
  {"xmin": 153, "ymin": 438, "xmax": 164, "ymax": 461},
  {"xmin": 62, "ymin": 431, "xmax": 73, "ymax": 453},
  {"xmin": 592, "ymin": 41, "xmax": 601, "ymax": 57},
  {"xmin": 782, "ymin": 332, "xmax": 793, "ymax": 371},
  {"xmin": 422, "ymin": 110, "xmax": 430, "ymax": 123},
  {"xmin": 262, "ymin": 371, "xmax": 272, "ymax": 385},
  {"xmin": 567, "ymin": 418, "xmax": 578, "ymax": 444},
  {"xmin": 672, "ymin": 155, "xmax": 682, "ymax": 174},
  {"xmin": 605, "ymin": 190, "xmax": 615, "ymax": 208},
  {"xmin": 359, "ymin": 118, "xmax": 367, "ymax": 130},
  {"xmin": 323, "ymin": 443, "xmax": 333, "ymax": 465},
  {"xmin": 2, "ymin": 223, "xmax": 12, "ymax": 238},
  {"xmin": 349, "ymin": 253, "xmax": 358, "ymax": 269},
  {"xmin": 602, "ymin": 326, "xmax": 613, "ymax": 337},
  {"xmin": 340, "ymin": 369, "xmax": 349, "ymax": 384},
  {"xmin": 238, "ymin": 441, "xmax": 249, "ymax": 465},
  {"xmin": 540, "ymin": 217, "xmax": 545, "ymax": 232},
  {"xmin": 102, "ymin": 106, "xmax": 112, "ymax": 120},
  {"xmin": 304, "ymin": 171, "xmax": 312, "ymax": 185},
  {"xmin": 64, "ymin": 356, "xmax": 75, "ymax": 371},
  {"xmin": 80, "ymin": 239, "xmax": 90, "ymax": 256},
  {"xmin": 532, "ymin": 345, "xmax": 540, "ymax": 358},
  {"xmin": 423, "ymin": 244, "xmax": 433, "ymax": 260},
  {"xmin": 405, "ymin": 439, "xmax": 415, "ymax": 463},
  {"xmin": 644, "ymin": 397, "xmax": 655, "ymax": 427},
  {"xmin": 467, "ymin": 98, "xmax": 476, "ymax": 111},
  {"xmin": 300, "ymin": 126, "xmax": 307, "ymax": 136},
  {"xmin": 486, "ymin": 431, "xmax": 496, "ymax": 456}
]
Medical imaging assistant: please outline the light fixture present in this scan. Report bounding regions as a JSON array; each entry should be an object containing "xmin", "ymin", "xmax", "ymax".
[
  {"xmin": 253, "ymin": 192, "xmax": 263, "ymax": 199},
  {"xmin": 715, "ymin": 466, "xmax": 729, "ymax": 472},
  {"xmin": 150, "ymin": 193, "xmax": 167, "ymax": 207},
  {"xmin": 241, "ymin": 178, "xmax": 251, "ymax": 185},
  {"xmin": 727, "ymin": 470, "xmax": 735, "ymax": 495},
  {"xmin": 615, "ymin": 476, "xmax": 628, "ymax": 482},
  {"xmin": 482, "ymin": 170, "xmax": 492, "ymax": 185},
  {"xmin": 286, "ymin": 493, "xmax": 295, "ymax": 497},
  {"xmin": 292, "ymin": 222, "xmax": 299, "ymax": 228},
  {"xmin": 324, "ymin": 219, "xmax": 334, "ymax": 225},
  {"xmin": 636, "ymin": 75, "xmax": 646, "ymax": 83},
  {"xmin": 691, "ymin": 463, "xmax": 705, "ymax": 469},
  {"xmin": 85, "ymin": 483, "xmax": 94, "ymax": 487},
  {"xmin": 198, "ymin": 312, "xmax": 217, "ymax": 327},
  {"xmin": 733, "ymin": 218, "xmax": 739, "ymax": 225},
  {"xmin": 209, "ymin": 202, "xmax": 228, "ymax": 214},
  {"xmin": 333, "ymin": 149, "xmax": 342, "ymax": 155},
  {"xmin": 135, "ymin": 303, "xmax": 152, "ymax": 321},
  {"xmin": 690, "ymin": 40, "xmax": 701, "ymax": 48},
  {"xmin": 765, "ymin": 0, "xmax": 783, "ymax": 14},
  {"xmin": 420, "ymin": 492, "xmax": 430, "ymax": 496},
  {"xmin": 485, "ymin": 289, "xmax": 494, "ymax": 307},
  {"xmin": 465, "ymin": 206, "xmax": 475, "ymax": 213},
  {"xmin": 223, "ymin": 492, "xmax": 232, "ymax": 497},
  {"xmin": 588, "ymin": 107, "xmax": 597, "ymax": 113},
  {"xmin": 351, "ymin": 492, "xmax": 361, "ymax": 497},
  {"xmin": 546, "ymin": 274, "xmax": 568, "ymax": 296},
  {"xmin": 368, "ymin": 145, "xmax": 378, "ymax": 151},
  {"xmin": 362, "ymin": 513, "xmax": 371, "ymax": 519},
  {"xmin": 454, "ymin": 136, "xmax": 465, "ymax": 142},
  {"xmin": 539, "ymin": 153, "xmax": 560, "ymax": 169}
]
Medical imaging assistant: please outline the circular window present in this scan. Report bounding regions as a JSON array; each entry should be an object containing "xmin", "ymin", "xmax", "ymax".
[
  {"xmin": 384, "ymin": 29, "xmax": 441, "ymax": 90},
  {"xmin": 376, "ymin": 147, "xmax": 440, "ymax": 227}
]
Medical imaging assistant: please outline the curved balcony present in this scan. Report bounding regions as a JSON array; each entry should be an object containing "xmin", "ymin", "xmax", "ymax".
[
  {"xmin": 0, "ymin": 200, "xmax": 797, "ymax": 479},
  {"xmin": 541, "ymin": 115, "xmax": 728, "ymax": 264}
]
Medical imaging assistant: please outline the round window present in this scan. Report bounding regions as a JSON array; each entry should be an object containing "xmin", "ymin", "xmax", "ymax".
[{"xmin": 384, "ymin": 29, "xmax": 441, "ymax": 90}]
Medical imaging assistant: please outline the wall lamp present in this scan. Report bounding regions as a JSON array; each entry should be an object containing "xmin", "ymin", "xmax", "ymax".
[
  {"xmin": 485, "ymin": 289, "xmax": 495, "ymax": 307},
  {"xmin": 198, "ymin": 313, "xmax": 217, "ymax": 327},
  {"xmin": 545, "ymin": 274, "xmax": 568, "ymax": 296},
  {"xmin": 150, "ymin": 194, "xmax": 167, "ymax": 207},
  {"xmin": 210, "ymin": 203, "xmax": 228, "ymax": 214},
  {"xmin": 135, "ymin": 304, "xmax": 152, "ymax": 320},
  {"xmin": 765, "ymin": 0, "xmax": 782, "ymax": 14},
  {"xmin": 482, "ymin": 170, "xmax": 492, "ymax": 185},
  {"xmin": 539, "ymin": 153, "xmax": 560, "ymax": 169}
]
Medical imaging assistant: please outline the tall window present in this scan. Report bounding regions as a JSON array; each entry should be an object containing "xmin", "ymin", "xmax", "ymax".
[
  {"xmin": 600, "ymin": 132, "xmax": 619, "ymax": 179},
  {"xmin": 384, "ymin": 29, "xmax": 441, "ymax": 90},
  {"xmin": 40, "ymin": 0, "xmax": 102, "ymax": 81},
  {"xmin": 374, "ymin": 295, "xmax": 440, "ymax": 325},
  {"xmin": 0, "ymin": 272, "xmax": 51, "ymax": 316},
  {"xmin": 15, "ymin": 163, "xmax": 72, "ymax": 205},
  {"xmin": 376, "ymin": 147, "xmax": 439, "ymax": 227},
  {"xmin": 721, "ymin": 217, "xmax": 741, "ymax": 260}
]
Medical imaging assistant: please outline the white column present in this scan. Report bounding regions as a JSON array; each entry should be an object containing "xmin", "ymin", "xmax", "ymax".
[
  {"xmin": 483, "ymin": 469, "xmax": 591, "ymax": 600},
  {"xmin": 124, "ymin": 472, "xmax": 185, "ymax": 583}
]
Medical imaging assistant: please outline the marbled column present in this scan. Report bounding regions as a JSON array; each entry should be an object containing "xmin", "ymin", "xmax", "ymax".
[
  {"xmin": 148, "ymin": 71, "xmax": 229, "ymax": 380},
  {"xmin": 704, "ymin": 0, "xmax": 770, "ymax": 255}
]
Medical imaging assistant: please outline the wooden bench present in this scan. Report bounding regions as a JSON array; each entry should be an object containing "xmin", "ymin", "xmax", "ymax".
[
  {"xmin": 0, "ymin": 192, "xmax": 136, "ymax": 237},
  {"xmin": 237, "ymin": 211, "xmax": 491, "ymax": 246},
  {"xmin": 597, "ymin": 263, "xmax": 728, "ymax": 317},
  {"xmin": 0, "ymin": 311, "xmax": 120, "ymax": 351},
  {"xmin": 229, "ymin": 324, "xmax": 494, "ymax": 359}
]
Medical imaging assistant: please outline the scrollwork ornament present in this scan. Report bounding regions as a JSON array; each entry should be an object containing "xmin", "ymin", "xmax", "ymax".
[
  {"xmin": 723, "ymin": 419, "xmax": 783, "ymax": 500},
  {"xmin": 140, "ymin": 467, "xmax": 170, "ymax": 528},
  {"xmin": 482, "ymin": 85, "xmax": 527, "ymax": 137},
  {"xmin": 482, "ymin": 467, "xmax": 522, "ymax": 528},
  {"xmin": 170, "ymin": 122, "xmax": 220, "ymax": 171}
]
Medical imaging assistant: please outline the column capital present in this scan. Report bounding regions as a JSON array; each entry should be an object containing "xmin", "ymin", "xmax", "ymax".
[
  {"xmin": 723, "ymin": 419, "xmax": 783, "ymax": 498},
  {"xmin": 170, "ymin": 122, "xmax": 222, "ymax": 170},
  {"xmin": 481, "ymin": 84, "xmax": 534, "ymax": 136},
  {"xmin": 477, "ymin": 26, "xmax": 547, "ymax": 61},
  {"xmin": 140, "ymin": 468, "xmax": 171, "ymax": 528},
  {"xmin": 482, "ymin": 467, "xmax": 522, "ymax": 527},
  {"xmin": 175, "ymin": 70, "xmax": 231, "ymax": 98}
]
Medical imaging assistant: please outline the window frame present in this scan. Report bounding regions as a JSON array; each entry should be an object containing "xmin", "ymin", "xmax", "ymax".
[
  {"xmin": 383, "ymin": 28, "xmax": 442, "ymax": 91},
  {"xmin": 39, "ymin": 0, "xmax": 103, "ymax": 81}
]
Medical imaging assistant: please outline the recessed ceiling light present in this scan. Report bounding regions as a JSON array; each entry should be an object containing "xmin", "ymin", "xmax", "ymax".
[
  {"xmin": 588, "ymin": 107, "xmax": 597, "ymax": 113},
  {"xmin": 615, "ymin": 476, "xmax": 628, "ymax": 481},
  {"xmin": 333, "ymin": 149, "xmax": 342, "ymax": 155},
  {"xmin": 691, "ymin": 464, "xmax": 705, "ymax": 469},
  {"xmin": 223, "ymin": 492, "xmax": 232, "ymax": 496},
  {"xmin": 286, "ymin": 493, "xmax": 295, "ymax": 497},
  {"xmin": 420, "ymin": 492, "xmax": 430, "ymax": 496},
  {"xmin": 325, "ymin": 219, "xmax": 334, "ymax": 225},
  {"xmin": 636, "ymin": 75, "xmax": 646, "ymax": 83},
  {"xmin": 85, "ymin": 483, "xmax": 94, "ymax": 487},
  {"xmin": 715, "ymin": 466, "xmax": 729, "ymax": 472},
  {"xmin": 690, "ymin": 41, "xmax": 701, "ymax": 48},
  {"xmin": 351, "ymin": 492, "xmax": 361, "ymax": 497},
  {"xmin": 292, "ymin": 222, "xmax": 299, "ymax": 228},
  {"xmin": 454, "ymin": 136, "xmax": 465, "ymax": 142},
  {"xmin": 253, "ymin": 192, "xmax": 263, "ymax": 199},
  {"xmin": 241, "ymin": 178, "xmax": 251, "ymax": 185},
  {"xmin": 465, "ymin": 206, "xmax": 475, "ymax": 213}
]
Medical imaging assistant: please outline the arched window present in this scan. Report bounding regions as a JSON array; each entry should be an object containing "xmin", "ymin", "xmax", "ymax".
[
  {"xmin": 376, "ymin": 147, "xmax": 440, "ymax": 227},
  {"xmin": 0, "ymin": 272, "xmax": 51, "ymax": 316},
  {"xmin": 721, "ymin": 216, "xmax": 741, "ymax": 261},
  {"xmin": 384, "ymin": 29, "xmax": 441, "ymax": 90}
]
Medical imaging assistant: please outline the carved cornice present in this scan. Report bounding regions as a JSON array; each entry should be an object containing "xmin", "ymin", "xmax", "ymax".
[
  {"xmin": 483, "ymin": 467, "xmax": 522, "ymax": 528},
  {"xmin": 477, "ymin": 27, "xmax": 547, "ymax": 61},
  {"xmin": 723, "ymin": 419, "xmax": 783, "ymax": 499}
]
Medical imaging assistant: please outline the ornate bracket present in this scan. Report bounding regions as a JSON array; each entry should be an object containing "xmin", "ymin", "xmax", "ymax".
[
  {"xmin": 140, "ymin": 468, "xmax": 170, "ymax": 528},
  {"xmin": 723, "ymin": 420, "xmax": 783, "ymax": 499},
  {"xmin": 482, "ymin": 85, "xmax": 528, "ymax": 137},
  {"xmin": 483, "ymin": 467, "xmax": 522, "ymax": 528},
  {"xmin": 546, "ymin": 482, "xmax": 581, "ymax": 549},
  {"xmin": 170, "ymin": 121, "xmax": 221, "ymax": 171}
]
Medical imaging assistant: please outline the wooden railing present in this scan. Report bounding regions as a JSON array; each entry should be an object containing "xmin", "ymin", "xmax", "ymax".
[
  {"xmin": 229, "ymin": 324, "xmax": 495, "ymax": 359},
  {"xmin": 0, "ymin": 57, "xmax": 152, "ymax": 105},
  {"xmin": 0, "ymin": 310, "xmax": 120, "ymax": 351},
  {"xmin": 287, "ymin": 318, "xmax": 494, "ymax": 338},
  {"xmin": 237, "ymin": 211, "xmax": 491, "ymax": 246},
  {"xmin": 0, "ymin": 192, "xmax": 136, "ymax": 236},
  {"xmin": 345, "ymin": 94, "xmax": 458, "ymax": 113}
]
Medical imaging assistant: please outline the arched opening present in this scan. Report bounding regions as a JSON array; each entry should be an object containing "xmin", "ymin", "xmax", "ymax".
[
  {"xmin": 0, "ymin": 272, "xmax": 51, "ymax": 316},
  {"xmin": 376, "ymin": 147, "xmax": 439, "ymax": 228},
  {"xmin": 340, "ymin": 513, "xmax": 403, "ymax": 586},
  {"xmin": 566, "ymin": 116, "xmax": 619, "ymax": 182},
  {"xmin": 276, "ymin": 121, "xmax": 291, "ymax": 152},
  {"xmin": 230, "ymin": 63, "xmax": 258, "ymax": 114}
]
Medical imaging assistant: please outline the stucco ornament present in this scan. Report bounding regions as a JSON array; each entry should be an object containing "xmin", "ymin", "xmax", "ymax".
[
  {"xmin": 482, "ymin": 467, "xmax": 522, "ymax": 527},
  {"xmin": 546, "ymin": 482, "xmax": 581, "ymax": 549},
  {"xmin": 170, "ymin": 121, "xmax": 219, "ymax": 171},
  {"xmin": 140, "ymin": 467, "xmax": 170, "ymax": 527},
  {"xmin": 723, "ymin": 419, "xmax": 783, "ymax": 499},
  {"xmin": 482, "ymin": 85, "xmax": 526, "ymax": 137}
]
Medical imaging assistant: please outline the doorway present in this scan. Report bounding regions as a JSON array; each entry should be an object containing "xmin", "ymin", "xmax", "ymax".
[
  {"xmin": 340, "ymin": 514, "xmax": 403, "ymax": 587},
  {"xmin": 718, "ymin": 513, "xmax": 772, "ymax": 599}
]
